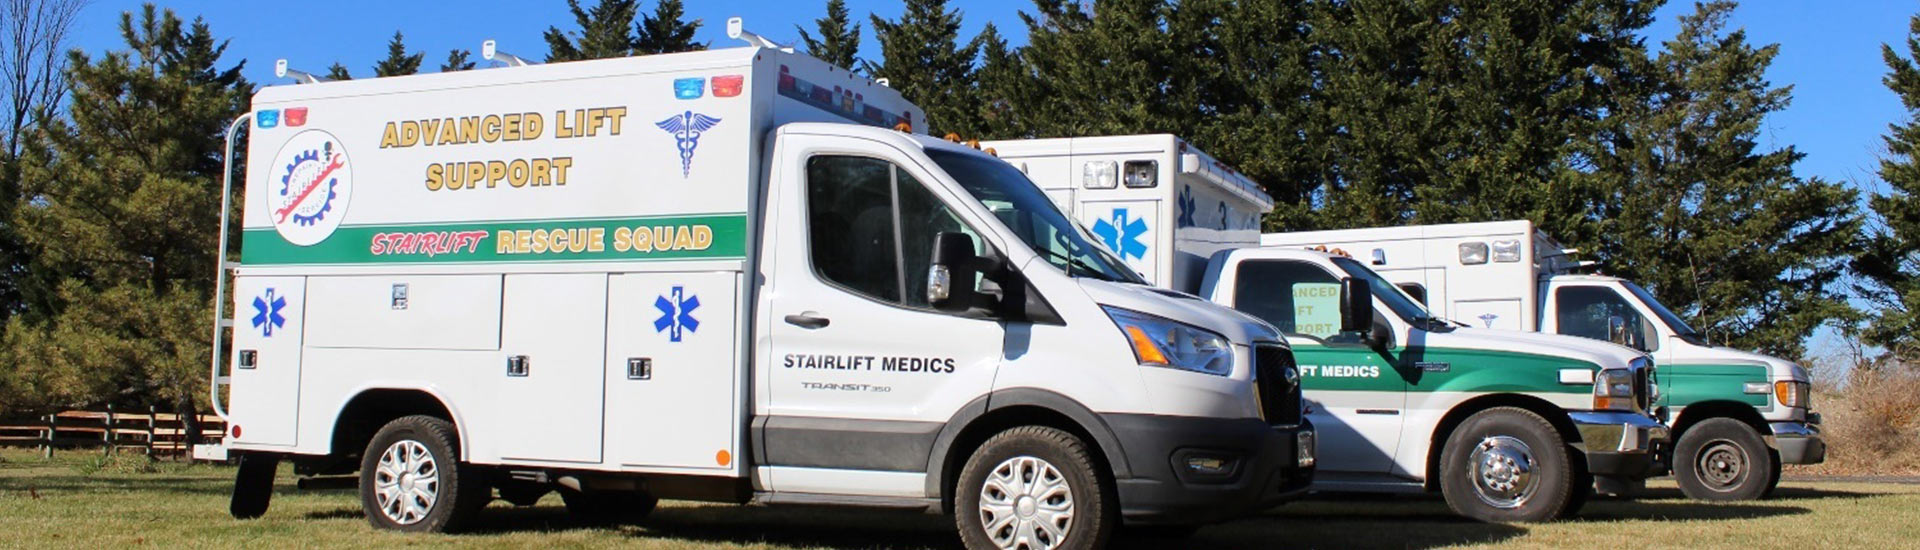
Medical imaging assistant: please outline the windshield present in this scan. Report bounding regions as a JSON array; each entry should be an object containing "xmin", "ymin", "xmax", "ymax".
[
  {"xmin": 1621, "ymin": 280, "xmax": 1702, "ymax": 339},
  {"xmin": 925, "ymin": 149, "xmax": 1143, "ymax": 283},
  {"xmin": 1329, "ymin": 257, "xmax": 1435, "ymax": 325}
]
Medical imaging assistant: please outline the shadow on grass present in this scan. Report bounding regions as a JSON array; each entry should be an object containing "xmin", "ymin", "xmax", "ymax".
[
  {"xmin": 1629, "ymin": 485, "xmax": 1875, "ymax": 502},
  {"xmin": 0, "ymin": 474, "xmax": 234, "ymax": 496}
]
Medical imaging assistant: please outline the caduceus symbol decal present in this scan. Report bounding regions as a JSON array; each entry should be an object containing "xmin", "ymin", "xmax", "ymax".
[{"xmin": 656, "ymin": 110, "xmax": 724, "ymax": 178}]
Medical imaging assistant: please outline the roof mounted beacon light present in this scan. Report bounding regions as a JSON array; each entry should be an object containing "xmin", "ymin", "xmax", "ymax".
[
  {"xmin": 727, "ymin": 17, "xmax": 792, "ymax": 52},
  {"xmin": 482, "ymin": 40, "xmax": 537, "ymax": 67},
  {"xmin": 274, "ymin": 59, "xmax": 328, "ymax": 84}
]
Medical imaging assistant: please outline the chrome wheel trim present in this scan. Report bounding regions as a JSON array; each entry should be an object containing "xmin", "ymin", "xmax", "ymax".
[
  {"xmin": 978, "ymin": 455, "xmax": 1075, "ymax": 550},
  {"xmin": 373, "ymin": 439, "xmax": 439, "ymax": 525},
  {"xmin": 1469, "ymin": 435, "xmax": 1538, "ymax": 510},
  {"xmin": 1697, "ymin": 439, "xmax": 1749, "ymax": 490}
]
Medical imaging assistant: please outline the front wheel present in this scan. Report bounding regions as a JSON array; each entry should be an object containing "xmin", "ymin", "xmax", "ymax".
[
  {"xmin": 954, "ymin": 426, "xmax": 1116, "ymax": 550},
  {"xmin": 1674, "ymin": 418, "xmax": 1774, "ymax": 501},
  {"xmin": 358, "ymin": 415, "xmax": 489, "ymax": 532},
  {"xmin": 1438, "ymin": 407, "xmax": 1577, "ymax": 523}
]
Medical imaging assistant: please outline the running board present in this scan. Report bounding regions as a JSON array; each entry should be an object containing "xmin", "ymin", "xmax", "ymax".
[
  {"xmin": 753, "ymin": 492, "xmax": 937, "ymax": 511},
  {"xmin": 1310, "ymin": 473, "xmax": 1428, "ymax": 494}
]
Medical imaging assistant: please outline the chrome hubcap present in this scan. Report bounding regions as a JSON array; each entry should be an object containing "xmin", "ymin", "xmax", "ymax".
[
  {"xmin": 979, "ymin": 456, "xmax": 1074, "ymax": 550},
  {"xmin": 373, "ymin": 440, "xmax": 438, "ymax": 525},
  {"xmin": 1697, "ymin": 440, "xmax": 1748, "ymax": 489},
  {"xmin": 1470, "ymin": 436, "xmax": 1537, "ymax": 509}
]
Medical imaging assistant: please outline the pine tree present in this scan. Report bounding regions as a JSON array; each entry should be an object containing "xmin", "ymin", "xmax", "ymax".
[
  {"xmin": 325, "ymin": 62, "xmax": 352, "ymax": 80},
  {"xmin": 441, "ymin": 49, "xmax": 476, "ymax": 72},
  {"xmin": 1591, "ymin": 0, "xmax": 1859, "ymax": 359},
  {"xmin": 635, "ymin": 0, "xmax": 703, "ymax": 54},
  {"xmin": 545, "ymin": 0, "xmax": 638, "ymax": 61},
  {"xmin": 864, "ymin": 0, "xmax": 987, "ymax": 136},
  {"xmin": 3, "ymin": 4, "xmax": 250, "ymax": 419},
  {"xmin": 373, "ymin": 30, "xmax": 424, "ymax": 77},
  {"xmin": 1859, "ymin": 13, "xmax": 1920, "ymax": 357},
  {"xmin": 798, "ymin": 0, "xmax": 861, "ymax": 70}
]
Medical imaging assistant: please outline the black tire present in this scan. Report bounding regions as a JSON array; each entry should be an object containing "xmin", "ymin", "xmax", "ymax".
[
  {"xmin": 1674, "ymin": 418, "xmax": 1774, "ymax": 501},
  {"xmin": 560, "ymin": 488, "xmax": 659, "ymax": 525},
  {"xmin": 1559, "ymin": 469, "xmax": 1594, "ymax": 519},
  {"xmin": 955, "ymin": 426, "xmax": 1116, "ymax": 550},
  {"xmin": 358, "ymin": 415, "xmax": 488, "ymax": 533},
  {"xmin": 1437, "ymin": 407, "xmax": 1576, "ymax": 523}
]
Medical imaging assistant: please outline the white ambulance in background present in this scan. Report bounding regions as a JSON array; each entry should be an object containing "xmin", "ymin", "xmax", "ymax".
[
  {"xmin": 1262, "ymin": 220, "xmax": 1823, "ymax": 501},
  {"xmin": 985, "ymin": 135, "xmax": 1668, "ymax": 522},
  {"xmin": 199, "ymin": 21, "xmax": 1314, "ymax": 549}
]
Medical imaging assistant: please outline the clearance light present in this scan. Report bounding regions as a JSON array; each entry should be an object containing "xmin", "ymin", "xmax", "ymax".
[
  {"xmin": 1775, "ymin": 381, "xmax": 1808, "ymax": 408},
  {"xmin": 1459, "ymin": 242, "xmax": 1489, "ymax": 265},
  {"xmin": 1083, "ymin": 161, "xmax": 1118, "ymax": 189}
]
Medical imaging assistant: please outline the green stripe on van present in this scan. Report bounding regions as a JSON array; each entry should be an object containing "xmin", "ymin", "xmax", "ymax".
[
  {"xmin": 240, "ymin": 213, "xmax": 748, "ymax": 265},
  {"xmin": 1294, "ymin": 345, "xmax": 1599, "ymax": 394},
  {"xmin": 1656, "ymin": 363, "xmax": 1769, "ymax": 408}
]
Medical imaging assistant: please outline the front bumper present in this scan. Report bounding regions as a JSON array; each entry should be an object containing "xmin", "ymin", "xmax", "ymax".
[
  {"xmin": 1101, "ymin": 414, "xmax": 1314, "ymax": 525},
  {"xmin": 1567, "ymin": 410, "xmax": 1670, "ymax": 478},
  {"xmin": 1770, "ymin": 421, "xmax": 1826, "ymax": 465}
]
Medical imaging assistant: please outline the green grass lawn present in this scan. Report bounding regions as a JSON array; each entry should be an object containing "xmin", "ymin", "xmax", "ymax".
[{"xmin": 3, "ymin": 448, "xmax": 1916, "ymax": 549}]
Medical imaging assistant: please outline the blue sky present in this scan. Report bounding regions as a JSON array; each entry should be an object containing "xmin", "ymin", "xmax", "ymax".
[
  {"xmin": 59, "ymin": 0, "xmax": 1915, "ymax": 192},
  {"xmin": 58, "ymin": 1, "xmax": 1917, "ymax": 360}
]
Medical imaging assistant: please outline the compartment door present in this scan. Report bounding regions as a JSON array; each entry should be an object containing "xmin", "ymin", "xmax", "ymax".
[
  {"xmin": 229, "ymin": 276, "xmax": 306, "ymax": 447},
  {"xmin": 604, "ymin": 271, "xmax": 740, "ymax": 471},
  {"xmin": 494, "ymin": 273, "xmax": 607, "ymax": 464}
]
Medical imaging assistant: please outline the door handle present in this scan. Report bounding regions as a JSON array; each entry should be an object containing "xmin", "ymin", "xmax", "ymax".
[{"xmin": 783, "ymin": 313, "xmax": 830, "ymax": 329}]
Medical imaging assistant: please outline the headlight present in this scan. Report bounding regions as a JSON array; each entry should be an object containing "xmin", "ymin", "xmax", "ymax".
[
  {"xmin": 1593, "ymin": 368, "xmax": 1635, "ymax": 411},
  {"xmin": 1103, "ymin": 306, "xmax": 1233, "ymax": 376}
]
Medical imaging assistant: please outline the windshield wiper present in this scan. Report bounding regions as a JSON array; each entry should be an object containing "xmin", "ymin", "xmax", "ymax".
[{"xmin": 1034, "ymin": 247, "xmax": 1114, "ymax": 282}]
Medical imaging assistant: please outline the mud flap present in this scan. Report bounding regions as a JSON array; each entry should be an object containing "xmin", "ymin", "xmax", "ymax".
[{"xmin": 230, "ymin": 453, "xmax": 280, "ymax": 519}]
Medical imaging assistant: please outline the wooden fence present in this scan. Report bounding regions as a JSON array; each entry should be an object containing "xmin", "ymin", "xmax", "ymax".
[{"xmin": 0, "ymin": 407, "xmax": 226, "ymax": 459}]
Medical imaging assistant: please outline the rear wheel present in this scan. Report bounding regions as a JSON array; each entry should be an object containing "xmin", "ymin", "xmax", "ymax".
[
  {"xmin": 1438, "ymin": 407, "xmax": 1576, "ymax": 523},
  {"xmin": 954, "ymin": 426, "xmax": 1115, "ymax": 550},
  {"xmin": 1674, "ymin": 418, "xmax": 1773, "ymax": 501},
  {"xmin": 358, "ymin": 415, "xmax": 488, "ymax": 532}
]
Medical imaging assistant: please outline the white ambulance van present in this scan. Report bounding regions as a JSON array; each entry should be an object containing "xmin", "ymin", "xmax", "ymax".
[
  {"xmin": 1262, "ymin": 220, "xmax": 1823, "ymax": 501},
  {"xmin": 984, "ymin": 135, "xmax": 1668, "ymax": 522},
  {"xmin": 199, "ymin": 22, "xmax": 1314, "ymax": 548}
]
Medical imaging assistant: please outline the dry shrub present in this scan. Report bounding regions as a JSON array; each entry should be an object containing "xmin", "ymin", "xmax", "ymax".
[{"xmin": 1810, "ymin": 365, "xmax": 1920, "ymax": 476}]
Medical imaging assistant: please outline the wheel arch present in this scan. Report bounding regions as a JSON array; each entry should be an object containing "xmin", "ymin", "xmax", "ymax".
[
  {"xmin": 1670, "ymin": 400, "xmax": 1769, "ymax": 439},
  {"xmin": 329, "ymin": 387, "xmax": 464, "ymax": 464},
  {"xmin": 925, "ymin": 388, "xmax": 1129, "ymax": 513},
  {"xmin": 1424, "ymin": 393, "xmax": 1582, "ymax": 490}
]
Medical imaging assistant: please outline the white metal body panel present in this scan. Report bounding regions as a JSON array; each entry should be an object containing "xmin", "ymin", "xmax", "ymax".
[
  {"xmin": 227, "ymin": 276, "xmax": 306, "ymax": 447},
  {"xmin": 605, "ymin": 271, "xmax": 741, "ymax": 472},
  {"xmin": 492, "ymin": 273, "xmax": 608, "ymax": 463},
  {"xmin": 303, "ymin": 274, "xmax": 502, "ymax": 350},
  {"xmin": 983, "ymin": 134, "xmax": 1273, "ymax": 295}
]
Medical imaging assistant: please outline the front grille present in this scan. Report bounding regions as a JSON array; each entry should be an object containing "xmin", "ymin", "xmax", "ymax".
[
  {"xmin": 1255, "ymin": 344, "xmax": 1302, "ymax": 426},
  {"xmin": 1633, "ymin": 363, "xmax": 1653, "ymax": 412}
]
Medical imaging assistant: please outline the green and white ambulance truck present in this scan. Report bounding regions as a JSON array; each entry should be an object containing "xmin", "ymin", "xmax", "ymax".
[
  {"xmin": 197, "ymin": 21, "xmax": 1315, "ymax": 549},
  {"xmin": 985, "ymin": 135, "xmax": 1668, "ymax": 522},
  {"xmin": 1262, "ymin": 220, "xmax": 1824, "ymax": 500}
]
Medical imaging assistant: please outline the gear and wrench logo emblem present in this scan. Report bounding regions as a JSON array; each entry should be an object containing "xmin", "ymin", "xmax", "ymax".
[{"xmin": 268, "ymin": 129, "xmax": 354, "ymax": 246}]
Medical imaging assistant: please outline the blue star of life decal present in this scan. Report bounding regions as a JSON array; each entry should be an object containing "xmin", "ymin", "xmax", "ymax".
[
  {"xmin": 250, "ymin": 288, "xmax": 287, "ymax": 337},
  {"xmin": 1091, "ymin": 208, "xmax": 1149, "ymax": 261},
  {"xmin": 656, "ymin": 110, "xmax": 723, "ymax": 178},
  {"xmin": 654, "ymin": 286, "xmax": 701, "ymax": 342},
  {"xmin": 1176, "ymin": 185, "xmax": 1196, "ymax": 228}
]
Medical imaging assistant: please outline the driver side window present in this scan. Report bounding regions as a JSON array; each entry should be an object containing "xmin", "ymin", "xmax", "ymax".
[
  {"xmin": 1554, "ymin": 286, "xmax": 1658, "ymax": 352},
  {"xmin": 805, "ymin": 155, "xmax": 987, "ymax": 310},
  {"xmin": 1233, "ymin": 260, "xmax": 1346, "ymax": 340}
]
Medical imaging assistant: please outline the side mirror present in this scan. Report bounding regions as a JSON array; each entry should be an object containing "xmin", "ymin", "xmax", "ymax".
[
  {"xmin": 1340, "ymin": 278, "xmax": 1372, "ymax": 334},
  {"xmin": 929, "ymin": 232, "xmax": 983, "ymax": 313},
  {"xmin": 1607, "ymin": 316, "xmax": 1629, "ymax": 346}
]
